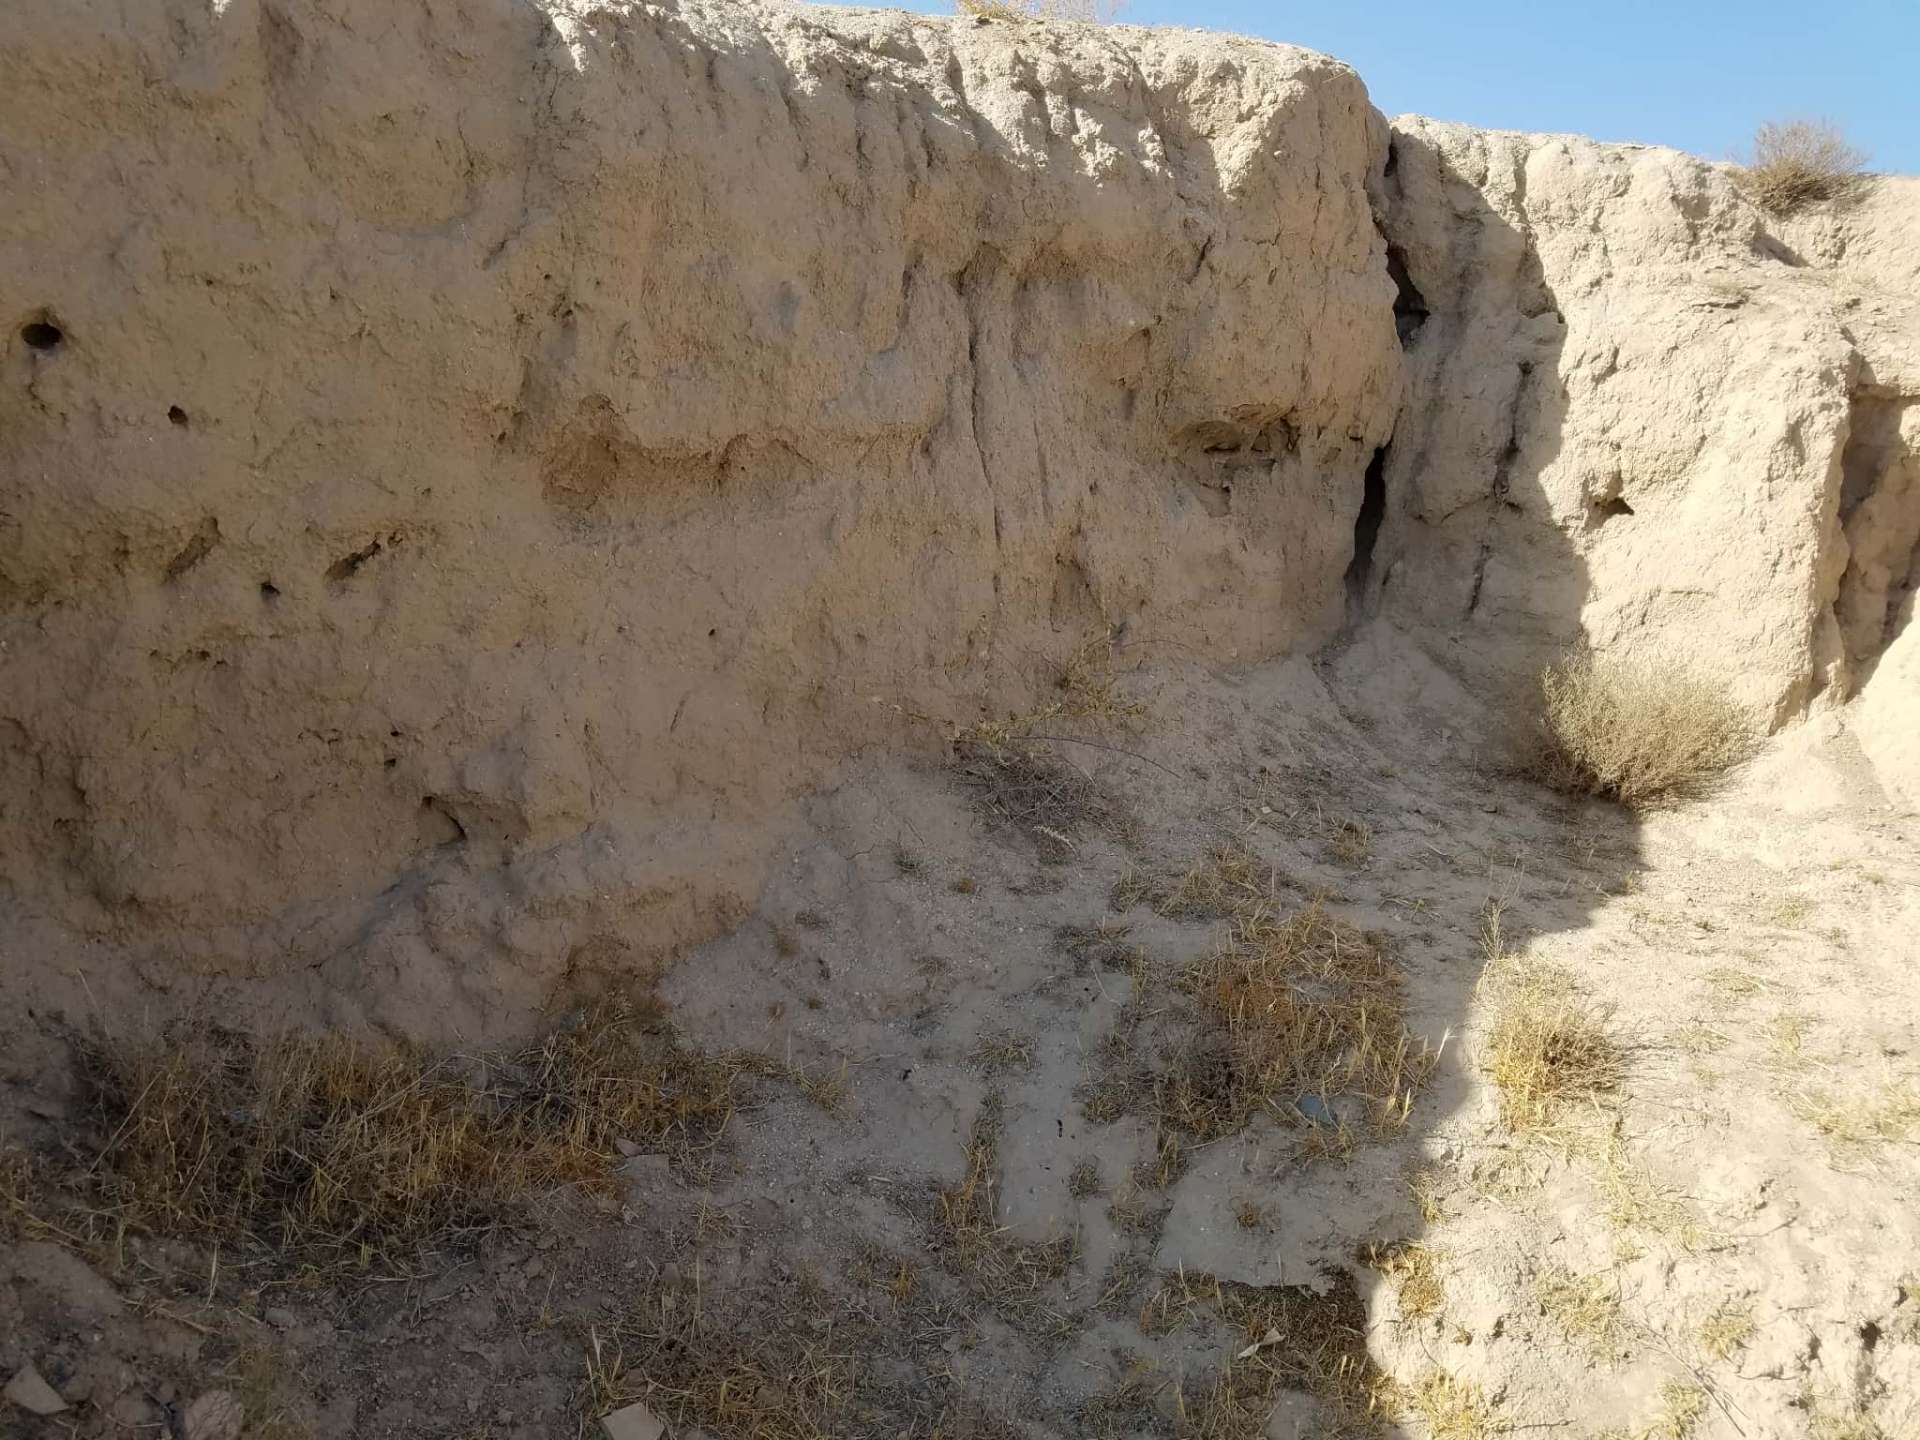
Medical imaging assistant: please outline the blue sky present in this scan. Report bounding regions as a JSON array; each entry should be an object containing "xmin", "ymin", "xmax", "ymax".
[{"xmin": 869, "ymin": 0, "xmax": 1917, "ymax": 173}]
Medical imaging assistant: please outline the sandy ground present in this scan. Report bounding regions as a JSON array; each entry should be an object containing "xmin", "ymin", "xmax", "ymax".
[{"xmin": 3, "ymin": 630, "xmax": 1917, "ymax": 1439}]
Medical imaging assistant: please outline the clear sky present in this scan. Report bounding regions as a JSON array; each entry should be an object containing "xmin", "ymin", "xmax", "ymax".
[{"xmin": 870, "ymin": 0, "xmax": 1918, "ymax": 173}]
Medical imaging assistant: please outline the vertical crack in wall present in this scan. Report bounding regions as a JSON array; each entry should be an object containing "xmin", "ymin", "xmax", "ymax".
[{"xmin": 1344, "ymin": 445, "xmax": 1389, "ymax": 615}]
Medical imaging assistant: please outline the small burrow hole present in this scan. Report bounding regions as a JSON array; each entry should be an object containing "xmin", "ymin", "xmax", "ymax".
[
  {"xmin": 168, "ymin": 405, "xmax": 189, "ymax": 427},
  {"xmin": 1592, "ymin": 495, "xmax": 1635, "ymax": 523},
  {"xmin": 259, "ymin": 580, "xmax": 281, "ymax": 600},
  {"xmin": 21, "ymin": 319, "xmax": 64, "ymax": 351}
]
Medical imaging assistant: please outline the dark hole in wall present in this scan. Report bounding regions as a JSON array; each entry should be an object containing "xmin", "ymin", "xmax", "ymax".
[
  {"xmin": 167, "ymin": 405, "xmax": 189, "ymax": 427},
  {"xmin": 1387, "ymin": 246, "xmax": 1429, "ymax": 345},
  {"xmin": 21, "ymin": 319, "xmax": 64, "ymax": 351},
  {"xmin": 1345, "ymin": 447, "xmax": 1389, "ymax": 605}
]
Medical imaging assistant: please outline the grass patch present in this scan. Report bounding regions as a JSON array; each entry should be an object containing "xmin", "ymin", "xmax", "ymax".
[
  {"xmin": 1067, "ymin": 1158, "xmax": 1103, "ymax": 1198},
  {"xmin": 5, "ymin": 999, "xmax": 752, "ymax": 1274},
  {"xmin": 1536, "ymin": 1265, "xmax": 1627, "ymax": 1362},
  {"xmin": 1477, "ymin": 910, "xmax": 1621, "ymax": 1135},
  {"xmin": 1740, "ymin": 119, "xmax": 1868, "ymax": 214},
  {"xmin": 929, "ymin": 1094, "xmax": 1074, "ymax": 1327},
  {"xmin": 1531, "ymin": 653, "xmax": 1755, "ymax": 808},
  {"xmin": 1166, "ymin": 902, "xmax": 1432, "ymax": 1141},
  {"xmin": 1327, "ymin": 818, "xmax": 1373, "ymax": 868},
  {"xmin": 1397, "ymin": 1368, "xmax": 1500, "ymax": 1439},
  {"xmin": 1789, "ymin": 1076, "xmax": 1920, "ymax": 1150},
  {"xmin": 1182, "ymin": 1274, "xmax": 1390, "ymax": 1438},
  {"xmin": 1697, "ymin": 1297, "xmax": 1755, "ymax": 1362},
  {"xmin": 587, "ymin": 1265, "xmax": 1021, "ymax": 1440},
  {"xmin": 1407, "ymin": 1166, "xmax": 1448, "ymax": 1225},
  {"xmin": 970, "ymin": 1029, "xmax": 1036, "ymax": 1074},
  {"xmin": 1595, "ymin": 1135, "xmax": 1700, "ymax": 1249},
  {"xmin": 1143, "ymin": 844, "xmax": 1285, "ymax": 921},
  {"xmin": 1055, "ymin": 920, "xmax": 1145, "ymax": 975},
  {"xmin": 1365, "ymin": 1241, "xmax": 1446, "ymax": 1321},
  {"xmin": 1650, "ymin": 1381, "xmax": 1708, "ymax": 1439}
]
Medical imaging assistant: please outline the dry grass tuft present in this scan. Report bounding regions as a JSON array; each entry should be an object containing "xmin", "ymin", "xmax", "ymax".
[
  {"xmin": 1327, "ymin": 818, "xmax": 1374, "ymax": 868},
  {"xmin": 1067, "ymin": 1158, "xmax": 1103, "ymax": 1198},
  {"xmin": 1407, "ymin": 1166, "xmax": 1448, "ymax": 1225},
  {"xmin": 1740, "ymin": 119, "xmax": 1868, "ymax": 214},
  {"xmin": 1697, "ymin": 1297, "xmax": 1756, "ymax": 1362},
  {"xmin": 1083, "ymin": 1354, "xmax": 1162, "ymax": 1438},
  {"xmin": 1648, "ymin": 1381, "xmax": 1709, "ymax": 1439},
  {"xmin": 1055, "ymin": 920, "xmax": 1145, "ymax": 975},
  {"xmin": 1531, "ymin": 653, "xmax": 1755, "ymax": 808},
  {"xmin": 952, "ymin": 740, "xmax": 1121, "ymax": 860},
  {"xmin": 1536, "ymin": 1265, "xmax": 1628, "ymax": 1362},
  {"xmin": 970, "ymin": 1029, "xmax": 1036, "ymax": 1074},
  {"xmin": 1397, "ymin": 1368, "xmax": 1500, "ymax": 1439},
  {"xmin": 1478, "ymin": 926, "xmax": 1621, "ymax": 1135},
  {"xmin": 1365, "ymin": 1241, "xmax": 1447, "ymax": 1321},
  {"xmin": 1808, "ymin": 1404, "xmax": 1890, "ymax": 1440},
  {"xmin": 8, "ymin": 1001, "xmax": 750, "ymax": 1272},
  {"xmin": 1167, "ymin": 902, "xmax": 1432, "ymax": 1142}
]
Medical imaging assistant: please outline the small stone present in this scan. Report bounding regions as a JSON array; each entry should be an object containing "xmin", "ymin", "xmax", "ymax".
[
  {"xmin": 1294, "ymin": 1094, "xmax": 1335, "ymax": 1127},
  {"xmin": 599, "ymin": 1400, "xmax": 665, "ymax": 1440},
  {"xmin": 613, "ymin": 1137, "xmax": 640, "ymax": 1157},
  {"xmin": 263, "ymin": 1307, "xmax": 298, "ymax": 1330},
  {"xmin": 5, "ymin": 1362, "xmax": 67, "ymax": 1417},
  {"xmin": 180, "ymin": 1390, "xmax": 245, "ymax": 1440}
]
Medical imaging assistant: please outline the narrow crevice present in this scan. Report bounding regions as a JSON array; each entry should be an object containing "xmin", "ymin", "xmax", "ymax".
[
  {"xmin": 1344, "ymin": 446, "xmax": 1389, "ymax": 609},
  {"xmin": 163, "ymin": 517, "xmax": 221, "ymax": 583},
  {"xmin": 1466, "ymin": 540, "xmax": 1493, "ymax": 617},
  {"xmin": 1387, "ymin": 245, "xmax": 1428, "ymax": 345}
]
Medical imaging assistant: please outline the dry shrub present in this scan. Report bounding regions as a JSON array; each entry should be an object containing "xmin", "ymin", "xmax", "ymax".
[
  {"xmin": 951, "ymin": 631, "xmax": 1141, "ymax": 857},
  {"xmin": 1168, "ymin": 903, "xmax": 1432, "ymax": 1141},
  {"xmin": 1741, "ymin": 119, "xmax": 1868, "ymax": 214},
  {"xmin": 1532, "ymin": 654, "xmax": 1755, "ymax": 808},
  {"xmin": 9, "ymin": 1001, "xmax": 750, "ymax": 1271},
  {"xmin": 955, "ymin": 0, "xmax": 1126, "ymax": 21},
  {"xmin": 952, "ymin": 740, "xmax": 1120, "ymax": 859}
]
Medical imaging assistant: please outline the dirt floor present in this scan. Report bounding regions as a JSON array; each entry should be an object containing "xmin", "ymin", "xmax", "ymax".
[{"xmin": 3, "ymin": 631, "xmax": 1917, "ymax": 1440}]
